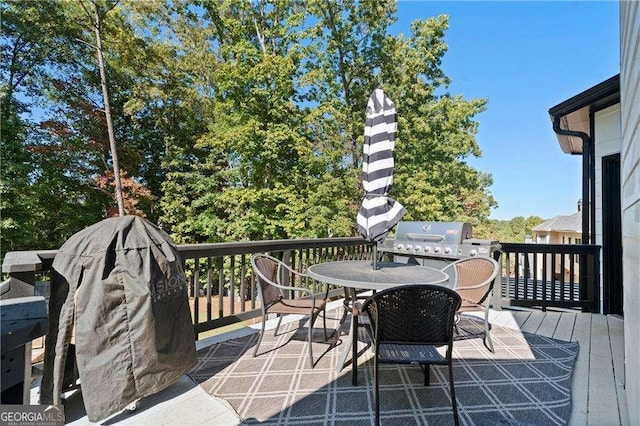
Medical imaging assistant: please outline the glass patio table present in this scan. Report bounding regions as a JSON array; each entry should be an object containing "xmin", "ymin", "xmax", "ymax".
[{"xmin": 307, "ymin": 260, "xmax": 449, "ymax": 385}]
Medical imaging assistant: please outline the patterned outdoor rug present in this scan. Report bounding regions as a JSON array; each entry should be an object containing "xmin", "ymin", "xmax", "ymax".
[{"xmin": 189, "ymin": 312, "xmax": 579, "ymax": 425}]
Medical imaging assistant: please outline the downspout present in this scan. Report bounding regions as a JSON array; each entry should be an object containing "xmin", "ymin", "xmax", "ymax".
[
  {"xmin": 552, "ymin": 115, "xmax": 596, "ymax": 312},
  {"xmin": 588, "ymin": 108, "xmax": 597, "ymax": 248},
  {"xmin": 552, "ymin": 115, "xmax": 591, "ymax": 245}
]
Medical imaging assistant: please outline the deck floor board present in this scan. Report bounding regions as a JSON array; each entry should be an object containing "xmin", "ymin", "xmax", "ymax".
[
  {"xmin": 521, "ymin": 310, "xmax": 546, "ymax": 333},
  {"xmin": 571, "ymin": 312, "xmax": 592, "ymax": 425},
  {"xmin": 588, "ymin": 314, "xmax": 620, "ymax": 425},
  {"xmin": 554, "ymin": 312, "xmax": 577, "ymax": 342},
  {"xmin": 609, "ymin": 316, "xmax": 628, "ymax": 425},
  {"xmin": 512, "ymin": 310, "xmax": 532, "ymax": 329},
  {"xmin": 491, "ymin": 309, "xmax": 625, "ymax": 425},
  {"xmin": 537, "ymin": 311, "xmax": 562, "ymax": 337}
]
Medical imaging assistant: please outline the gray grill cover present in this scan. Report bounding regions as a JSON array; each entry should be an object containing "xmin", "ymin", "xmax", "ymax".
[{"xmin": 40, "ymin": 216, "xmax": 196, "ymax": 422}]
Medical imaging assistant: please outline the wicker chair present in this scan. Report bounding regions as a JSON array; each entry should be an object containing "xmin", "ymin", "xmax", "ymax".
[
  {"xmin": 251, "ymin": 253, "xmax": 328, "ymax": 368},
  {"xmin": 360, "ymin": 285, "xmax": 462, "ymax": 426},
  {"xmin": 441, "ymin": 256, "xmax": 501, "ymax": 352}
]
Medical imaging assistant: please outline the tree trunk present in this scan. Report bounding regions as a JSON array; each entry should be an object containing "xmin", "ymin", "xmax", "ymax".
[{"xmin": 94, "ymin": 2, "xmax": 125, "ymax": 216}]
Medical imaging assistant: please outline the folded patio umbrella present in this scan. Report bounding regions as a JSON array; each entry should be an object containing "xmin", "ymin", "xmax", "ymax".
[{"xmin": 356, "ymin": 88, "xmax": 406, "ymax": 245}]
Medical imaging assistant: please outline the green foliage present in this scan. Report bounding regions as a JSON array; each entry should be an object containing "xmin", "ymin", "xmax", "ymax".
[
  {"xmin": 2, "ymin": 0, "xmax": 503, "ymax": 256},
  {"xmin": 0, "ymin": 96, "xmax": 35, "ymax": 257},
  {"xmin": 1, "ymin": 0, "xmax": 109, "ymax": 258},
  {"xmin": 474, "ymin": 216, "xmax": 545, "ymax": 243}
]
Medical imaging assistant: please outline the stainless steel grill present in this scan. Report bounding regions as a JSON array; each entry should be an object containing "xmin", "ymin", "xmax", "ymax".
[{"xmin": 380, "ymin": 221, "xmax": 501, "ymax": 269}]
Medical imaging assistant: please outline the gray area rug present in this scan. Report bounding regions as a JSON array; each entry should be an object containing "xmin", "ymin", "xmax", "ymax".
[{"xmin": 189, "ymin": 312, "xmax": 578, "ymax": 425}]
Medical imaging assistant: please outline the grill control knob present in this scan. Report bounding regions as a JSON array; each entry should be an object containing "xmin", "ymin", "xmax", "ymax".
[
  {"xmin": 469, "ymin": 249, "xmax": 477, "ymax": 256},
  {"xmin": 444, "ymin": 247, "xmax": 451, "ymax": 254},
  {"xmin": 406, "ymin": 245, "xmax": 412, "ymax": 251},
  {"xmin": 395, "ymin": 244, "xmax": 403, "ymax": 251},
  {"xmin": 424, "ymin": 246, "xmax": 430, "ymax": 252},
  {"xmin": 415, "ymin": 246, "xmax": 421, "ymax": 252},
  {"xmin": 433, "ymin": 247, "xmax": 440, "ymax": 253}
]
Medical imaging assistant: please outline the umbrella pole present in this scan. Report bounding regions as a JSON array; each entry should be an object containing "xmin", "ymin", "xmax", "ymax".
[{"xmin": 373, "ymin": 243, "xmax": 378, "ymax": 270}]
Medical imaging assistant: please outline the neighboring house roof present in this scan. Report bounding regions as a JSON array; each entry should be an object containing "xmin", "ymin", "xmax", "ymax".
[{"xmin": 531, "ymin": 211, "xmax": 582, "ymax": 233}]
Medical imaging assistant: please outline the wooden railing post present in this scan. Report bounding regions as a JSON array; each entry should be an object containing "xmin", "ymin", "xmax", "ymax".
[
  {"xmin": 1, "ymin": 251, "xmax": 45, "ymax": 298},
  {"xmin": 491, "ymin": 250, "xmax": 503, "ymax": 311}
]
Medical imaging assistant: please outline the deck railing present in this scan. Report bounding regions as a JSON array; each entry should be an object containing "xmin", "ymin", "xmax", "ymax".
[
  {"xmin": 1, "ymin": 238, "xmax": 373, "ymax": 340},
  {"xmin": 2, "ymin": 239, "xmax": 601, "ymax": 340},
  {"xmin": 177, "ymin": 238, "xmax": 372, "ymax": 337},
  {"xmin": 496, "ymin": 242, "xmax": 601, "ymax": 312}
]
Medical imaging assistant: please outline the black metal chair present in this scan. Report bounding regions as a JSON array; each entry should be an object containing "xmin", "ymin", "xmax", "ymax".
[
  {"xmin": 360, "ymin": 284, "xmax": 461, "ymax": 426},
  {"xmin": 251, "ymin": 253, "xmax": 328, "ymax": 368}
]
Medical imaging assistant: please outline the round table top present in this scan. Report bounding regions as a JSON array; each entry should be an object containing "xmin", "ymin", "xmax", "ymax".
[{"xmin": 307, "ymin": 260, "xmax": 449, "ymax": 290}]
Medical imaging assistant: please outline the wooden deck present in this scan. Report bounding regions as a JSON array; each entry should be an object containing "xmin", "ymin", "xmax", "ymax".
[
  {"xmin": 489, "ymin": 309, "xmax": 628, "ymax": 426},
  {"xmin": 32, "ymin": 308, "xmax": 628, "ymax": 425}
]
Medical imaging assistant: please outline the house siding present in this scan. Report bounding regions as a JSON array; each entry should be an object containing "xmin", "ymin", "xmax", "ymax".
[
  {"xmin": 620, "ymin": 1, "xmax": 640, "ymax": 424},
  {"xmin": 594, "ymin": 104, "xmax": 621, "ymax": 309}
]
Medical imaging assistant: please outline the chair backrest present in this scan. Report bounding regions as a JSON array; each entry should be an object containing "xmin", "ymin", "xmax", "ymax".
[
  {"xmin": 447, "ymin": 257, "xmax": 500, "ymax": 304},
  {"xmin": 251, "ymin": 253, "xmax": 284, "ymax": 307},
  {"xmin": 361, "ymin": 284, "xmax": 462, "ymax": 346}
]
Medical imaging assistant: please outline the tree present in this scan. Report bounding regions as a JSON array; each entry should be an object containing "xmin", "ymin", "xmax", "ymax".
[
  {"xmin": 474, "ymin": 216, "xmax": 545, "ymax": 242},
  {"xmin": 79, "ymin": 0, "xmax": 126, "ymax": 215},
  {"xmin": 123, "ymin": 0, "xmax": 496, "ymax": 243},
  {"xmin": 300, "ymin": 0, "xmax": 398, "ymax": 237},
  {"xmin": 0, "ymin": 93, "xmax": 35, "ymax": 256},
  {"xmin": 301, "ymin": 5, "xmax": 495, "ymax": 229},
  {"xmin": 2, "ymin": 0, "xmax": 499, "ymax": 253},
  {"xmin": 0, "ymin": 0, "xmax": 160, "ymax": 259},
  {"xmin": 1, "ymin": 0, "xmax": 109, "ymax": 256},
  {"xmin": 135, "ymin": 0, "xmax": 323, "ymax": 242},
  {"xmin": 384, "ymin": 16, "xmax": 496, "ymax": 225},
  {"xmin": 31, "ymin": 0, "xmax": 156, "ymax": 218}
]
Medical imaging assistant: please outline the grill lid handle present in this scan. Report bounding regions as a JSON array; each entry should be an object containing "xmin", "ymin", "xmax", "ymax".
[{"xmin": 406, "ymin": 233, "xmax": 445, "ymax": 242}]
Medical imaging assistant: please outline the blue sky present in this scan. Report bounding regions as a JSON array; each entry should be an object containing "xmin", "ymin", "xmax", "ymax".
[{"xmin": 392, "ymin": 1, "xmax": 620, "ymax": 220}]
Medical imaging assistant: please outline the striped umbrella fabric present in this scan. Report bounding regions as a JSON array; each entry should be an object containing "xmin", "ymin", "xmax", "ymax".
[{"xmin": 356, "ymin": 88, "xmax": 406, "ymax": 242}]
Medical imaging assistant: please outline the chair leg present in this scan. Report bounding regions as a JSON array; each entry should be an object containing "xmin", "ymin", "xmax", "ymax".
[
  {"xmin": 339, "ymin": 298, "xmax": 350, "ymax": 325},
  {"xmin": 308, "ymin": 320, "xmax": 314, "ymax": 368},
  {"xmin": 374, "ymin": 353, "xmax": 380, "ymax": 426},
  {"xmin": 303, "ymin": 308, "xmax": 318, "ymax": 368},
  {"xmin": 484, "ymin": 307, "xmax": 494, "ymax": 353},
  {"xmin": 335, "ymin": 316, "xmax": 355, "ymax": 373},
  {"xmin": 322, "ymin": 308, "xmax": 328, "ymax": 341},
  {"xmin": 448, "ymin": 360, "xmax": 460, "ymax": 426},
  {"xmin": 273, "ymin": 314, "xmax": 283, "ymax": 336},
  {"xmin": 253, "ymin": 316, "xmax": 267, "ymax": 357},
  {"xmin": 423, "ymin": 364, "xmax": 430, "ymax": 386}
]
